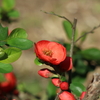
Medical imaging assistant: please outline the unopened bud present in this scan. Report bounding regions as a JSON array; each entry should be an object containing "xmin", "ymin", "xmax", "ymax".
[{"xmin": 38, "ymin": 68, "xmax": 53, "ymax": 78}]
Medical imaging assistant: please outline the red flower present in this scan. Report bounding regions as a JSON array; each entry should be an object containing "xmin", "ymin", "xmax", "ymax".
[
  {"xmin": 38, "ymin": 68, "xmax": 53, "ymax": 78},
  {"xmin": 59, "ymin": 91, "xmax": 76, "ymax": 100},
  {"xmin": 34, "ymin": 40, "xmax": 66, "ymax": 65},
  {"xmin": 0, "ymin": 72, "xmax": 17, "ymax": 93},
  {"xmin": 59, "ymin": 57, "xmax": 73, "ymax": 72}
]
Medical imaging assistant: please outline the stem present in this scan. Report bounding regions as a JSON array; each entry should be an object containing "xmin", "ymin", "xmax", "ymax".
[{"xmin": 67, "ymin": 19, "xmax": 77, "ymax": 90}]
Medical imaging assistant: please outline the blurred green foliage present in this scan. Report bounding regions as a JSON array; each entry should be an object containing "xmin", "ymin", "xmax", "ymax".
[{"xmin": 0, "ymin": 0, "xmax": 20, "ymax": 22}]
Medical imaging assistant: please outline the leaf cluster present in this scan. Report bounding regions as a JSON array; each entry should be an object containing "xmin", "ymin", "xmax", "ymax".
[
  {"xmin": 0, "ymin": 0, "xmax": 20, "ymax": 22},
  {"xmin": 62, "ymin": 20, "xmax": 100, "ymax": 98},
  {"xmin": 0, "ymin": 24, "xmax": 33, "ymax": 73}
]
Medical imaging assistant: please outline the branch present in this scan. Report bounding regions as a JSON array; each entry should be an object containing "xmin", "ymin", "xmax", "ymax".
[
  {"xmin": 82, "ymin": 73, "xmax": 100, "ymax": 100},
  {"xmin": 75, "ymin": 24, "xmax": 100, "ymax": 43},
  {"xmin": 41, "ymin": 10, "xmax": 73, "ymax": 26}
]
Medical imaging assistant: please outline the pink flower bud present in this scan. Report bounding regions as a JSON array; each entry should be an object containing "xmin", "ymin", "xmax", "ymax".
[
  {"xmin": 59, "ymin": 91, "xmax": 76, "ymax": 100},
  {"xmin": 51, "ymin": 78, "xmax": 62, "ymax": 87},
  {"xmin": 34, "ymin": 40, "xmax": 67, "ymax": 65},
  {"xmin": 60, "ymin": 82, "xmax": 69, "ymax": 90},
  {"xmin": 59, "ymin": 57, "xmax": 73, "ymax": 72},
  {"xmin": 80, "ymin": 91, "xmax": 86, "ymax": 100},
  {"xmin": 38, "ymin": 68, "xmax": 53, "ymax": 78}
]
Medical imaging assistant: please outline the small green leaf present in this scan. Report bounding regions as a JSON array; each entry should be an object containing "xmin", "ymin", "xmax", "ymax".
[
  {"xmin": 70, "ymin": 82, "xmax": 86, "ymax": 97},
  {"xmin": 8, "ymin": 28, "xmax": 28, "ymax": 39},
  {"xmin": 81, "ymin": 48, "xmax": 100, "ymax": 60},
  {"xmin": 7, "ymin": 38, "xmax": 33, "ymax": 50},
  {"xmin": 62, "ymin": 20, "xmax": 78, "ymax": 40},
  {"xmin": 0, "ymin": 47, "xmax": 22, "ymax": 63},
  {"xmin": 0, "ymin": 24, "xmax": 8, "ymax": 41},
  {"xmin": 2, "ymin": 0, "xmax": 15, "ymax": 12},
  {"xmin": 80, "ymin": 31, "xmax": 87, "ymax": 42},
  {"xmin": 7, "ymin": 10, "xmax": 20, "ymax": 18},
  {"xmin": 0, "ymin": 62, "xmax": 13, "ymax": 73},
  {"xmin": 34, "ymin": 57, "xmax": 43, "ymax": 66}
]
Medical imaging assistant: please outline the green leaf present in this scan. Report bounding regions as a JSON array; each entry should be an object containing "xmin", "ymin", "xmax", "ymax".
[
  {"xmin": 0, "ymin": 73, "xmax": 6, "ymax": 82},
  {"xmin": 7, "ymin": 38, "xmax": 33, "ymax": 50},
  {"xmin": 7, "ymin": 10, "xmax": 20, "ymax": 18},
  {"xmin": 0, "ymin": 47, "xmax": 22, "ymax": 63},
  {"xmin": 34, "ymin": 57, "xmax": 43, "ymax": 66},
  {"xmin": 70, "ymin": 82, "xmax": 86, "ymax": 97},
  {"xmin": 0, "ymin": 41, "xmax": 7, "ymax": 46},
  {"xmin": 62, "ymin": 20, "xmax": 78, "ymax": 40},
  {"xmin": 81, "ymin": 48, "xmax": 100, "ymax": 60},
  {"xmin": 8, "ymin": 28, "xmax": 28, "ymax": 39},
  {"xmin": 0, "ymin": 62, "xmax": 13, "ymax": 73},
  {"xmin": 2, "ymin": 0, "xmax": 15, "ymax": 12},
  {"xmin": 75, "ymin": 60, "xmax": 88, "ymax": 75},
  {"xmin": 80, "ymin": 31, "xmax": 87, "ymax": 43},
  {"xmin": 72, "ymin": 76, "xmax": 86, "ymax": 84},
  {"xmin": 0, "ymin": 24, "xmax": 8, "ymax": 41}
]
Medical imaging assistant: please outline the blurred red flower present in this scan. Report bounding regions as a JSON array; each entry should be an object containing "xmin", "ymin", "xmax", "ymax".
[
  {"xmin": 34, "ymin": 40, "xmax": 67, "ymax": 65},
  {"xmin": 58, "ymin": 57, "xmax": 73, "ymax": 72},
  {"xmin": 0, "ymin": 72, "xmax": 17, "ymax": 93}
]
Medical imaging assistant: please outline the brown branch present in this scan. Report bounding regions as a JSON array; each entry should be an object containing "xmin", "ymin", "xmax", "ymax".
[
  {"xmin": 41, "ymin": 10, "xmax": 73, "ymax": 26},
  {"xmin": 75, "ymin": 24, "xmax": 100, "ymax": 43},
  {"xmin": 82, "ymin": 73, "xmax": 100, "ymax": 100}
]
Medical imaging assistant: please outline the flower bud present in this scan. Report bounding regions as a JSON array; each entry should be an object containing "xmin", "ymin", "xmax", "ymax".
[
  {"xmin": 80, "ymin": 91, "xmax": 86, "ymax": 100},
  {"xmin": 38, "ymin": 68, "xmax": 53, "ymax": 78},
  {"xmin": 59, "ymin": 91, "xmax": 76, "ymax": 100},
  {"xmin": 60, "ymin": 82, "xmax": 69, "ymax": 90},
  {"xmin": 51, "ymin": 78, "xmax": 62, "ymax": 87}
]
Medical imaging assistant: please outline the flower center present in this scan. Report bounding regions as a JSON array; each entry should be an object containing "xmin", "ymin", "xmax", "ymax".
[{"xmin": 43, "ymin": 49, "xmax": 52, "ymax": 57}]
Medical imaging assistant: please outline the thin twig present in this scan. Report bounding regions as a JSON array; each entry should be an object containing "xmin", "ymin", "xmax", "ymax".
[
  {"xmin": 41, "ymin": 10, "xmax": 73, "ymax": 26},
  {"xmin": 74, "ymin": 24, "xmax": 100, "ymax": 43},
  {"xmin": 69, "ymin": 19, "xmax": 77, "ymax": 57},
  {"xmin": 68, "ymin": 19, "xmax": 77, "ymax": 87}
]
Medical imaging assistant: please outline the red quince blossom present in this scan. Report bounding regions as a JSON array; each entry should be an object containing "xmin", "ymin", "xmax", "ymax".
[
  {"xmin": 0, "ymin": 72, "xmax": 17, "ymax": 93},
  {"xmin": 34, "ymin": 40, "xmax": 67, "ymax": 65},
  {"xmin": 58, "ymin": 57, "xmax": 73, "ymax": 72},
  {"xmin": 59, "ymin": 91, "xmax": 76, "ymax": 100},
  {"xmin": 38, "ymin": 68, "xmax": 53, "ymax": 78}
]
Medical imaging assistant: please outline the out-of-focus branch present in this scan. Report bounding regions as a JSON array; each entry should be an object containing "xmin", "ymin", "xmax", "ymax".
[
  {"xmin": 82, "ymin": 73, "xmax": 100, "ymax": 100},
  {"xmin": 75, "ymin": 24, "xmax": 100, "ymax": 43},
  {"xmin": 41, "ymin": 10, "xmax": 73, "ymax": 26}
]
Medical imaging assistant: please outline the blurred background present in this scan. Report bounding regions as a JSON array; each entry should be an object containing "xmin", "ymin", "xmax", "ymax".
[{"xmin": 0, "ymin": 0, "xmax": 100, "ymax": 99}]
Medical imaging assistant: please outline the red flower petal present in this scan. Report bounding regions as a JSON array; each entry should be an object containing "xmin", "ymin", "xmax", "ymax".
[{"xmin": 59, "ymin": 57, "xmax": 73, "ymax": 72}]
